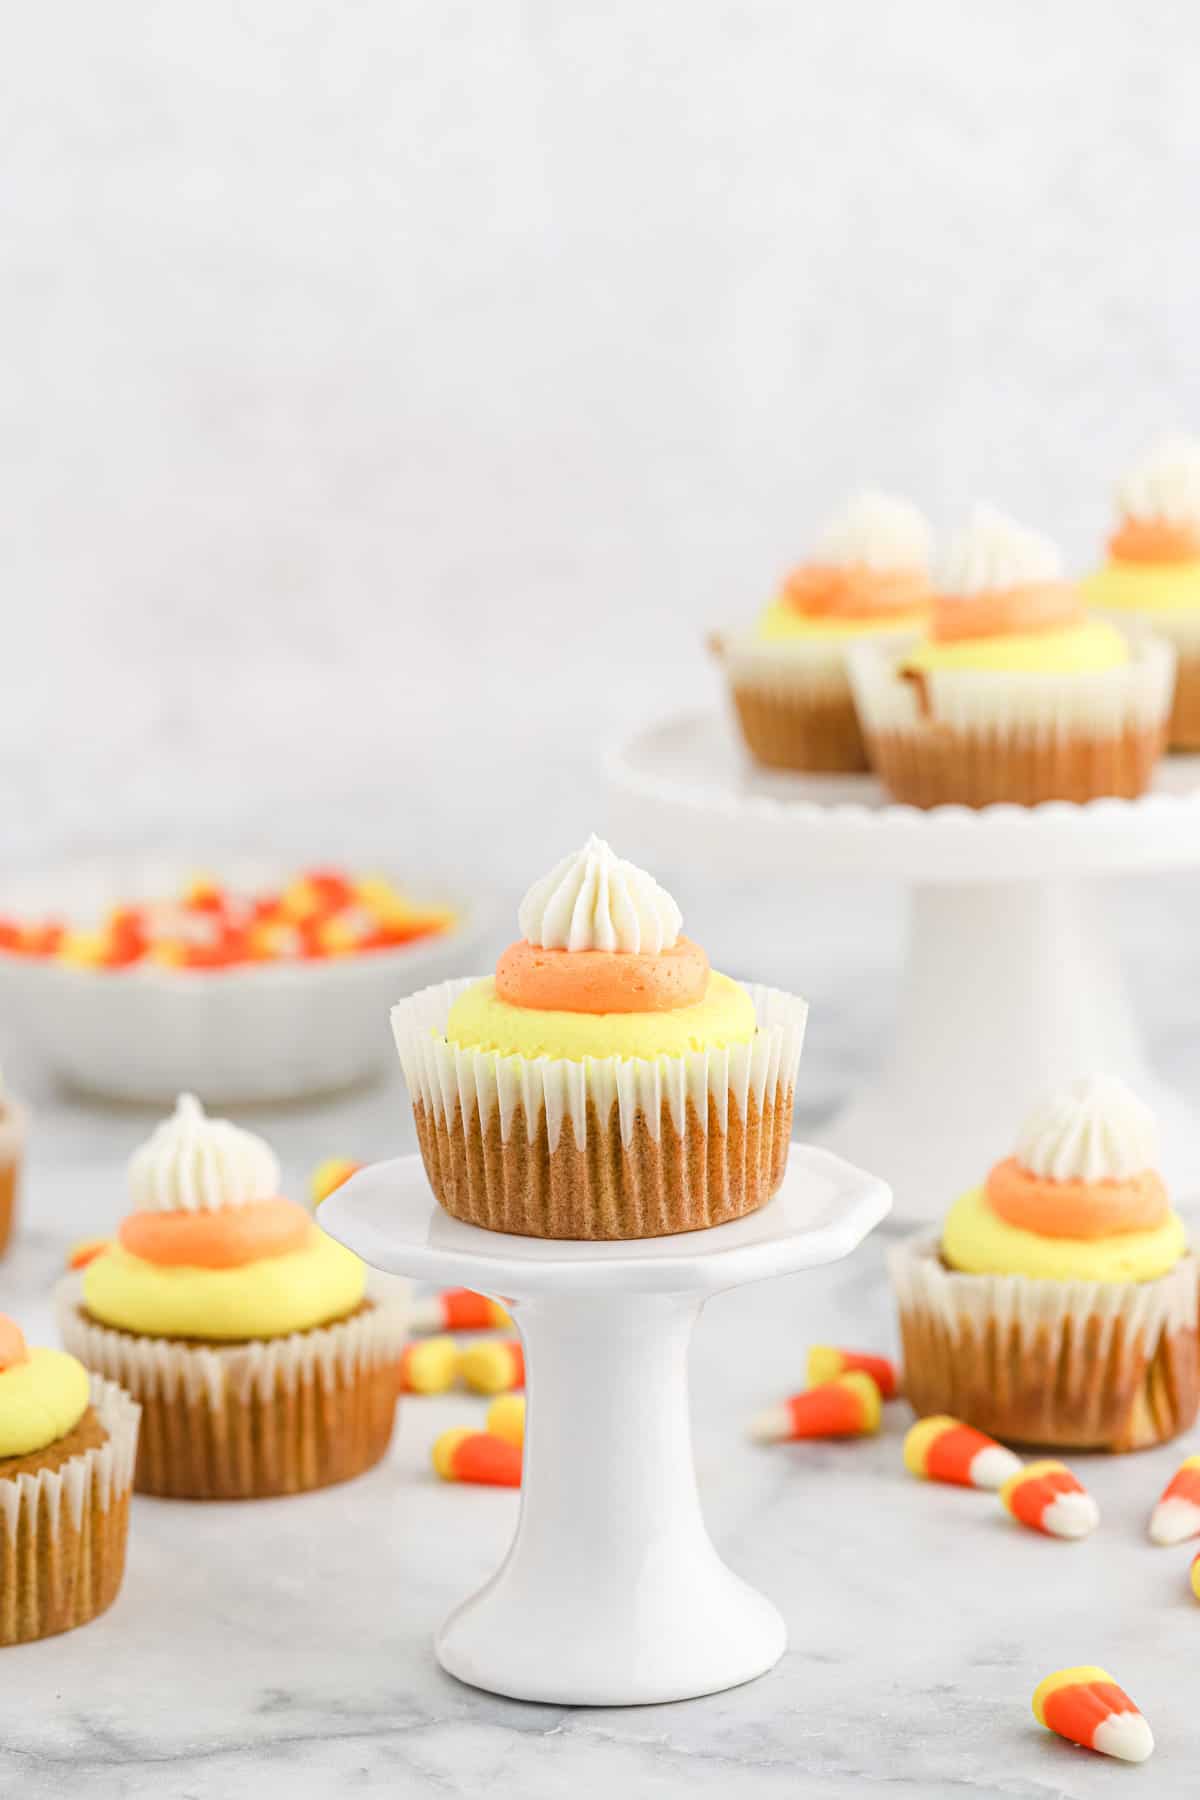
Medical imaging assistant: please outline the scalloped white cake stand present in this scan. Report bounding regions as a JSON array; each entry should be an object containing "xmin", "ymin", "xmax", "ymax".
[
  {"xmin": 320, "ymin": 1146, "xmax": 890, "ymax": 1706},
  {"xmin": 608, "ymin": 708, "xmax": 1200, "ymax": 1222}
]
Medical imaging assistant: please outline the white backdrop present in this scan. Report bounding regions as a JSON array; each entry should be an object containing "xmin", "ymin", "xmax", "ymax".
[{"xmin": 4, "ymin": 0, "xmax": 1200, "ymax": 901}]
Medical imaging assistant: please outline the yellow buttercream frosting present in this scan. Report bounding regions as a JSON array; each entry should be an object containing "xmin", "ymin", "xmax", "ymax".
[
  {"xmin": 902, "ymin": 618, "xmax": 1130, "ymax": 677},
  {"xmin": 0, "ymin": 1348, "xmax": 91, "ymax": 1459},
  {"xmin": 942, "ymin": 1184, "xmax": 1187, "ymax": 1283},
  {"xmin": 446, "ymin": 970, "xmax": 757, "ymax": 1061},
  {"xmin": 82, "ymin": 1227, "xmax": 366, "ymax": 1341},
  {"xmin": 755, "ymin": 600, "xmax": 926, "ymax": 643},
  {"xmin": 1083, "ymin": 562, "xmax": 1200, "ymax": 615}
]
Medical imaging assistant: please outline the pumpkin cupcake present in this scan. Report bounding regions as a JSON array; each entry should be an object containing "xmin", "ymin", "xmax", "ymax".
[
  {"xmin": 58, "ymin": 1096, "xmax": 406, "ymax": 1499},
  {"xmin": 0, "ymin": 1315, "xmax": 138, "ymax": 1644},
  {"xmin": 0, "ymin": 1071, "xmax": 26, "ymax": 1259},
  {"xmin": 392, "ymin": 835, "xmax": 807, "ymax": 1240},
  {"xmin": 850, "ymin": 506, "xmax": 1175, "ymax": 807},
  {"xmin": 711, "ymin": 491, "xmax": 933, "ymax": 772},
  {"xmin": 1084, "ymin": 438, "xmax": 1200, "ymax": 748},
  {"xmin": 889, "ymin": 1076, "xmax": 1198, "ymax": 1452}
]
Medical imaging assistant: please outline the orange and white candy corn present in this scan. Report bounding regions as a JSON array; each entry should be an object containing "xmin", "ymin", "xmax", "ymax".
[
  {"xmin": 411, "ymin": 1288, "xmax": 512, "ymax": 1333},
  {"xmin": 749, "ymin": 1371, "xmax": 881, "ymax": 1443},
  {"xmin": 1001, "ymin": 1460, "xmax": 1099, "ymax": 1539},
  {"xmin": 432, "ymin": 1427, "xmax": 522, "ymax": 1488},
  {"xmin": 66, "ymin": 1236, "xmax": 111, "ymax": 1271},
  {"xmin": 459, "ymin": 1338, "xmax": 525, "ymax": 1396},
  {"xmin": 1032, "ymin": 1667, "xmax": 1153, "ymax": 1763},
  {"xmin": 310, "ymin": 1158, "xmax": 361, "ymax": 1207},
  {"xmin": 1148, "ymin": 1454, "xmax": 1200, "ymax": 1545},
  {"xmin": 903, "ymin": 1415, "xmax": 1022, "ymax": 1491},
  {"xmin": 487, "ymin": 1393, "xmax": 526, "ymax": 1449},
  {"xmin": 399, "ymin": 1335, "xmax": 457, "ymax": 1395},
  {"xmin": 807, "ymin": 1345, "xmax": 899, "ymax": 1401}
]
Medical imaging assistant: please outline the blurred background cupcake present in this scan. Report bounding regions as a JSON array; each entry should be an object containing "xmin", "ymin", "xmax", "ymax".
[
  {"xmin": 1084, "ymin": 438, "xmax": 1200, "ymax": 749},
  {"xmin": 393, "ymin": 834, "xmax": 807, "ymax": 1239},
  {"xmin": 0, "ymin": 1072, "xmax": 26, "ymax": 1261},
  {"xmin": 850, "ymin": 505, "xmax": 1175, "ymax": 807},
  {"xmin": 0, "ymin": 1313, "xmax": 138, "ymax": 1644},
  {"xmin": 711, "ymin": 491, "xmax": 932, "ymax": 772},
  {"xmin": 889, "ymin": 1076, "xmax": 1197, "ymax": 1452},
  {"xmin": 58, "ymin": 1096, "xmax": 406, "ymax": 1498}
]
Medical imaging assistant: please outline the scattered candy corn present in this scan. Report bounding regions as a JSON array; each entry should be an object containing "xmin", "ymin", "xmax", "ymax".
[
  {"xmin": 1032, "ymin": 1667, "xmax": 1153, "ymax": 1763},
  {"xmin": 487, "ymin": 1393, "xmax": 526, "ymax": 1449},
  {"xmin": 749, "ymin": 1371, "xmax": 881, "ymax": 1443},
  {"xmin": 1148, "ymin": 1454, "xmax": 1200, "ymax": 1545},
  {"xmin": 410, "ymin": 1289, "xmax": 512, "ymax": 1333},
  {"xmin": 399, "ymin": 1336, "xmax": 458, "ymax": 1395},
  {"xmin": 66, "ymin": 1236, "xmax": 111, "ymax": 1271},
  {"xmin": 1190, "ymin": 1549, "xmax": 1200, "ymax": 1601},
  {"xmin": 903, "ymin": 1415, "xmax": 1022, "ymax": 1491},
  {"xmin": 1001, "ymin": 1460, "xmax": 1099, "ymax": 1539},
  {"xmin": 432, "ymin": 1428, "xmax": 522, "ymax": 1488},
  {"xmin": 807, "ymin": 1345, "xmax": 899, "ymax": 1401},
  {"xmin": 459, "ymin": 1339, "xmax": 525, "ymax": 1396},
  {"xmin": 310, "ymin": 1158, "xmax": 362, "ymax": 1207}
]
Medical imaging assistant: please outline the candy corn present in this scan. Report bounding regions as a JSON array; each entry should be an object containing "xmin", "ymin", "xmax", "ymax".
[
  {"xmin": 432, "ymin": 1428, "xmax": 522, "ymax": 1488},
  {"xmin": 66, "ymin": 1236, "xmax": 111, "ymax": 1272},
  {"xmin": 487, "ymin": 1393, "xmax": 526, "ymax": 1449},
  {"xmin": 1001, "ymin": 1460, "xmax": 1099, "ymax": 1539},
  {"xmin": 1032, "ymin": 1667, "xmax": 1153, "ymax": 1763},
  {"xmin": 807, "ymin": 1345, "xmax": 899, "ymax": 1401},
  {"xmin": 749, "ymin": 1371, "xmax": 881, "ymax": 1443},
  {"xmin": 398, "ymin": 1335, "xmax": 457, "ymax": 1395},
  {"xmin": 410, "ymin": 1289, "xmax": 512, "ymax": 1333},
  {"xmin": 903, "ymin": 1415, "xmax": 1022, "ymax": 1491},
  {"xmin": 1148, "ymin": 1454, "xmax": 1200, "ymax": 1545},
  {"xmin": 459, "ymin": 1339, "xmax": 525, "ymax": 1396},
  {"xmin": 310, "ymin": 1158, "xmax": 361, "ymax": 1207},
  {"xmin": 1190, "ymin": 1549, "xmax": 1200, "ymax": 1601}
]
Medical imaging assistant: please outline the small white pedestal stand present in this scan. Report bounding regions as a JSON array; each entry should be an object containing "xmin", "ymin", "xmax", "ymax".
[
  {"xmin": 321, "ymin": 1146, "xmax": 890, "ymax": 1707},
  {"xmin": 608, "ymin": 710, "xmax": 1200, "ymax": 1222}
]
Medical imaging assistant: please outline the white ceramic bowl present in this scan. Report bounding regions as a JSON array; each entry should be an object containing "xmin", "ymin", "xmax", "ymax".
[{"xmin": 0, "ymin": 856, "xmax": 491, "ymax": 1105}]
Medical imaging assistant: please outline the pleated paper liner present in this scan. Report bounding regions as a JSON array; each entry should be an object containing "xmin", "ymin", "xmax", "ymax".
[
  {"xmin": 849, "ymin": 628, "xmax": 1176, "ymax": 807},
  {"xmin": 0, "ymin": 1374, "xmax": 138, "ymax": 1646},
  {"xmin": 57, "ymin": 1282, "xmax": 407, "ymax": 1500},
  {"xmin": 0, "ymin": 1105, "xmax": 27, "ymax": 1260},
  {"xmin": 1169, "ymin": 652, "xmax": 1200, "ymax": 748},
  {"xmin": 394, "ymin": 979, "xmax": 808, "ymax": 1241},
  {"xmin": 889, "ymin": 1238, "xmax": 1200, "ymax": 1453},
  {"xmin": 1092, "ymin": 603, "xmax": 1200, "ymax": 750}
]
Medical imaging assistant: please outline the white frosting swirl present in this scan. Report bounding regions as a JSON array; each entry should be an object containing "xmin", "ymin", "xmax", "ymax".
[
  {"xmin": 1014, "ymin": 1075, "xmax": 1158, "ymax": 1183},
  {"xmin": 1118, "ymin": 438, "xmax": 1200, "ymax": 527},
  {"xmin": 815, "ymin": 491, "xmax": 932, "ymax": 573},
  {"xmin": 129, "ymin": 1093, "xmax": 281, "ymax": 1212},
  {"xmin": 939, "ymin": 505, "xmax": 1062, "ymax": 597},
  {"xmin": 518, "ymin": 835, "xmax": 682, "ymax": 953}
]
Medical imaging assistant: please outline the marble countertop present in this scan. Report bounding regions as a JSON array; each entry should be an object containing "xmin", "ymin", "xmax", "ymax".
[{"xmin": 2, "ymin": 908, "xmax": 1200, "ymax": 1799}]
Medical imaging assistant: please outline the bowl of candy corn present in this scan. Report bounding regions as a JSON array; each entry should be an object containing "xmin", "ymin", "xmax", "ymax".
[{"xmin": 0, "ymin": 857, "xmax": 487, "ymax": 1103}]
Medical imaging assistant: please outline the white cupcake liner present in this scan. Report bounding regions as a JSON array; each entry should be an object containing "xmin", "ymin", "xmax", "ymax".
[
  {"xmin": 714, "ymin": 623, "xmax": 920, "ymax": 700},
  {"xmin": 391, "ymin": 978, "xmax": 808, "ymax": 1153},
  {"xmin": 0, "ymin": 1373, "xmax": 138, "ymax": 1539}
]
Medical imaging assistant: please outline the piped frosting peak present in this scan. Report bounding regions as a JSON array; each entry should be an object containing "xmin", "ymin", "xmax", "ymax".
[
  {"xmin": 1118, "ymin": 439, "xmax": 1200, "ymax": 527},
  {"xmin": 815, "ymin": 491, "xmax": 932, "ymax": 573},
  {"xmin": 939, "ymin": 506, "xmax": 1063, "ymax": 598},
  {"xmin": 129, "ymin": 1093, "xmax": 281, "ymax": 1213},
  {"xmin": 1014, "ymin": 1075, "xmax": 1157, "ymax": 1184},
  {"xmin": 517, "ymin": 836, "xmax": 682, "ymax": 954}
]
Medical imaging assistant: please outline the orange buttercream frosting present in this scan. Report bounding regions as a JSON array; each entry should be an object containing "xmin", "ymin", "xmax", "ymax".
[
  {"xmin": 985, "ymin": 1157, "xmax": 1169, "ymax": 1240},
  {"xmin": 118, "ymin": 1197, "xmax": 313, "ymax": 1269},
  {"xmin": 783, "ymin": 563, "xmax": 930, "ymax": 623},
  {"xmin": 931, "ymin": 583, "xmax": 1085, "ymax": 644},
  {"xmin": 1108, "ymin": 516, "xmax": 1200, "ymax": 565},
  {"xmin": 495, "ymin": 936, "xmax": 709, "ymax": 1015},
  {"xmin": 0, "ymin": 1316, "xmax": 28, "ymax": 1372}
]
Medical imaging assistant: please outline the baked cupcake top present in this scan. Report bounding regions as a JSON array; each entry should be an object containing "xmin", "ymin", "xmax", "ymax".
[
  {"xmin": 904, "ymin": 508, "xmax": 1129, "ymax": 677},
  {"xmin": 1085, "ymin": 439, "xmax": 1200, "ymax": 613},
  {"xmin": 942, "ymin": 1076, "xmax": 1187, "ymax": 1282},
  {"xmin": 756, "ymin": 492, "xmax": 933, "ymax": 643},
  {"xmin": 445, "ymin": 836, "xmax": 757, "ymax": 1060},
  {"xmin": 0, "ymin": 1316, "xmax": 93, "ymax": 1464},
  {"xmin": 82, "ymin": 1095, "xmax": 365, "ymax": 1340}
]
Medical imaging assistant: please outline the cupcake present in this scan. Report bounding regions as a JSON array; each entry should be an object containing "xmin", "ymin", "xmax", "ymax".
[
  {"xmin": 889, "ymin": 1076, "xmax": 1198, "ymax": 1452},
  {"xmin": 0, "ymin": 1071, "xmax": 25, "ymax": 1259},
  {"xmin": 711, "ymin": 491, "xmax": 933, "ymax": 772},
  {"xmin": 58, "ymin": 1096, "xmax": 406, "ymax": 1499},
  {"xmin": 849, "ymin": 506, "xmax": 1175, "ymax": 807},
  {"xmin": 0, "ymin": 1315, "xmax": 138, "ymax": 1644},
  {"xmin": 392, "ymin": 835, "xmax": 807, "ymax": 1240},
  {"xmin": 1083, "ymin": 439, "xmax": 1200, "ymax": 748}
]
